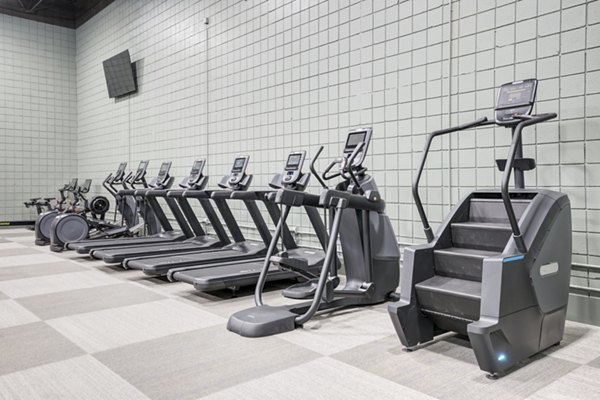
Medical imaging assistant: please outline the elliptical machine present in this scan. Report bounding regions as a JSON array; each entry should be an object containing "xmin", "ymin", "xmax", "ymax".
[
  {"xmin": 25, "ymin": 179, "xmax": 77, "ymax": 230},
  {"xmin": 42, "ymin": 179, "xmax": 79, "ymax": 212},
  {"xmin": 50, "ymin": 163, "xmax": 165, "ymax": 252},
  {"xmin": 388, "ymin": 79, "xmax": 570, "ymax": 377},
  {"xmin": 34, "ymin": 178, "xmax": 78, "ymax": 245},
  {"xmin": 228, "ymin": 128, "xmax": 400, "ymax": 337}
]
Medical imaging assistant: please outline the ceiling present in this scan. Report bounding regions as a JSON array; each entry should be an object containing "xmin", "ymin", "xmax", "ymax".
[{"xmin": 0, "ymin": 0, "xmax": 114, "ymax": 29}]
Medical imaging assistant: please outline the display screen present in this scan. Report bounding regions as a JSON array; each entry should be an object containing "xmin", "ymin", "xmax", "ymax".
[
  {"xmin": 136, "ymin": 161, "xmax": 148, "ymax": 173},
  {"xmin": 159, "ymin": 163, "xmax": 170, "ymax": 174},
  {"xmin": 497, "ymin": 81, "xmax": 536, "ymax": 108},
  {"xmin": 345, "ymin": 132, "xmax": 366, "ymax": 150},
  {"xmin": 286, "ymin": 154, "xmax": 302, "ymax": 169},
  {"xmin": 232, "ymin": 157, "xmax": 246, "ymax": 172},
  {"xmin": 190, "ymin": 160, "xmax": 204, "ymax": 176},
  {"xmin": 114, "ymin": 163, "xmax": 127, "ymax": 179},
  {"xmin": 102, "ymin": 50, "xmax": 137, "ymax": 98}
]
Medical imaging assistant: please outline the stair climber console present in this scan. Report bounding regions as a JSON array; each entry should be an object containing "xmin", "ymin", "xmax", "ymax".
[
  {"xmin": 388, "ymin": 79, "xmax": 570, "ymax": 378},
  {"xmin": 228, "ymin": 128, "xmax": 400, "ymax": 337}
]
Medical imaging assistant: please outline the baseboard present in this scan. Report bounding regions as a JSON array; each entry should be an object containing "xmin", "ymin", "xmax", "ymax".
[
  {"xmin": 567, "ymin": 293, "xmax": 600, "ymax": 327},
  {"xmin": 0, "ymin": 220, "xmax": 35, "ymax": 227}
]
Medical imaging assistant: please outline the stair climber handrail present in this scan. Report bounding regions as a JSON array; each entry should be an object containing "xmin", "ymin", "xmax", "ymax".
[
  {"xmin": 414, "ymin": 117, "xmax": 490, "ymax": 242},
  {"xmin": 501, "ymin": 112, "xmax": 557, "ymax": 254}
]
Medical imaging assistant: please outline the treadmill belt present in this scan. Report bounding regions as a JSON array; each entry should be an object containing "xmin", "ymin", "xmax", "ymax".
[
  {"xmin": 93, "ymin": 240, "xmax": 221, "ymax": 264},
  {"xmin": 68, "ymin": 236, "xmax": 183, "ymax": 254},
  {"xmin": 126, "ymin": 248, "xmax": 265, "ymax": 276},
  {"xmin": 171, "ymin": 260, "xmax": 299, "ymax": 291}
]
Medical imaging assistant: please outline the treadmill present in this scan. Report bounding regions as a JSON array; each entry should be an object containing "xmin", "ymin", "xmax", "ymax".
[
  {"xmin": 124, "ymin": 155, "xmax": 295, "ymax": 277},
  {"xmin": 167, "ymin": 150, "xmax": 328, "ymax": 292},
  {"xmin": 66, "ymin": 161, "xmax": 187, "ymax": 254},
  {"xmin": 92, "ymin": 160, "xmax": 226, "ymax": 263}
]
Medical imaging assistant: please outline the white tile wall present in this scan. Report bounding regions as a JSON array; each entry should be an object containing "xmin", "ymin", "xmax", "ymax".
[
  {"xmin": 0, "ymin": 14, "xmax": 76, "ymax": 221},
  {"xmin": 71, "ymin": 0, "xmax": 599, "ymax": 264}
]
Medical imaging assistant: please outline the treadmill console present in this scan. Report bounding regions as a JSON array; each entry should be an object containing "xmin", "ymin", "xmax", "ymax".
[
  {"xmin": 114, "ymin": 162, "xmax": 128, "ymax": 181},
  {"xmin": 133, "ymin": 160, "xmax": 149, "ymax": 180},
  {"xmin": 187, "ymin": 159, "xmax": 205, "ymax": 185},
  {"xmin": 156, "ymin": 162, "xmax": 172, "ymax": 184},
  {"xmin": 495, "ymin": 79, "xmax": 537, "ymax": 125},
  {"xmin": 283, "ymin": 151, "xmax": 306, "ymax": 184},
  {"xmin": 344, "ymin": 127, "xmax": 372, "ymax": 167},
  {"xmin": 228, "ymin": 156, "xmax": 249, "ymax": 185}
]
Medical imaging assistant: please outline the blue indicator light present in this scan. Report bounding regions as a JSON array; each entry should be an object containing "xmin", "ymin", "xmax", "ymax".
[
  {"xmin": 497, "ymin": 353, "xmax": 507, "ymax": 362},
  {"xmin": 504, "ymin": 255, "xmax": 525, "ymax": 263}
]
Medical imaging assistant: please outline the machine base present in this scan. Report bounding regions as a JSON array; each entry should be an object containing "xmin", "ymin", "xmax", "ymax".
[
  {"xmin": 50, "ymin": 244, "xmax": 64, "ymax": 252},
  {"xmin": 227, "ymin": 305, "xmax": 297, "ymax": 337}
]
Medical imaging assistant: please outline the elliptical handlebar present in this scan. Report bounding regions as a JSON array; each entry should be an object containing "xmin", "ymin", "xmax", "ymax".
[
  {"xmin": 321, "ymin": 140, "xmax": 367, "ymax": 187},
  {"xmin": 310, "ymin": 146, "xmax": 328, "ymax": 189},
  {"xmin": 322, "ymin": 158, "xmax": 344, "ymax": 181},
  {"xmin": 343, "ymin": 141, "xmax": 366, "ymax": 195},
  {"xmin": 501, "ymin": 112, "xmax": 557, "ymax": 254},
  {"xmin": 103, "ymin": 173, "xmax": 117, "ymax": 197},
  {"xmin": 414, "ymin": 116, "xmax": 490, "ymax": 243}
]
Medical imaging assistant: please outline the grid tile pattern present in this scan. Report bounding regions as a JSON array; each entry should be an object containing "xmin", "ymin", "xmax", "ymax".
[
  {"xmin": 1, "ymin": 230, "xmax": 600, "ymax": 399},
  {"xmin": 74, "ymin": 0, "xmax": 600, "ymax": 271},
  {"xmin": 0, "ymin": 14, "xmax": 77, "ymax": 221}
]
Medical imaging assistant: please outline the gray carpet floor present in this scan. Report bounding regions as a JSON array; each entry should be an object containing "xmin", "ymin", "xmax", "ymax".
[{"xmin": 0, "ymin": 229, "xmax": 599, "ymax": 399}]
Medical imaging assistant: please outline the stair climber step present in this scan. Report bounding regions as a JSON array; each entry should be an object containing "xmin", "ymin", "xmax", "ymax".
[
  {"xmin": 434, "ymin": 247, "xmax": 501, "ymax": 282},
  {"xmin": 469, "ymin": 197, "xmax": 531, "ymax": 224},
  {"xmin": 415, "ymin": 276, "xmax": 482, "ymax": 323},
  {"xmin": 451, "ymin": 221, "xmax": 512, "ymax": 252}
]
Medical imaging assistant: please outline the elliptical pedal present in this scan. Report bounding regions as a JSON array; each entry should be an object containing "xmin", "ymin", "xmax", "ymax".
[{"xmin": 282, "ymin": 276, "xmax": 340, "ymax": 300}]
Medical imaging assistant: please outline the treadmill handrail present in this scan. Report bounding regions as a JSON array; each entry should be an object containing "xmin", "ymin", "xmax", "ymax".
[
  {"xmin": 145, "ymin": 189, "xmax": 172, "ymax": 197},
  {"xmin": 210, "ymin": 190, "xmax": 236, "ymax": 199},
  {"xmin": 166, "ymin": 190, "xmax": 186, "ymax": 198},
  {"xmin": 501, "ymin": 112, "xmax": 557, "ymax": 253},
  {"xmin": 133, "ymin": 188, "xmax": 154, "ymax": 197},
  {"xmin": 229, "ymin": 190, "xmax": 273, "ymax": 200},
  {"xmin": 182, "ymin": 190, "xmax": 213, "ymax": 199},
  {"xmin": 413, "ymin": 117, "xmax": 490, "ymax": 242}
]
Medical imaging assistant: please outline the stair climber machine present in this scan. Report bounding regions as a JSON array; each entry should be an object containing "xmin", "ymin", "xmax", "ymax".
[
  {"xmin": 92, "ymin": 159, "xmax": 223, "ymax": 264},
  {"xmin": 168, "ymin": 150, "xmax": 326, "ymax": 292},
  {"xmin": 49, "ymin": 163, "xmax": 140, "ymax": 252},
  {"xmin": 228, "ymin": 128, "xmax": 400, "ymax": 337},
  {"xmin": 123, "ymin": 155, "xmax": 279, "ymax": 277},
  {"xmin": 65, "ymin": 161, "xmax": 175, "ymax": 254},
  {"xmin": 387, "ymin": 79, "xmax": 570, "ymax": 378},
  {"xmin": 34, "ymin": 178, "xmax": 78, "ymax": 245}
]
